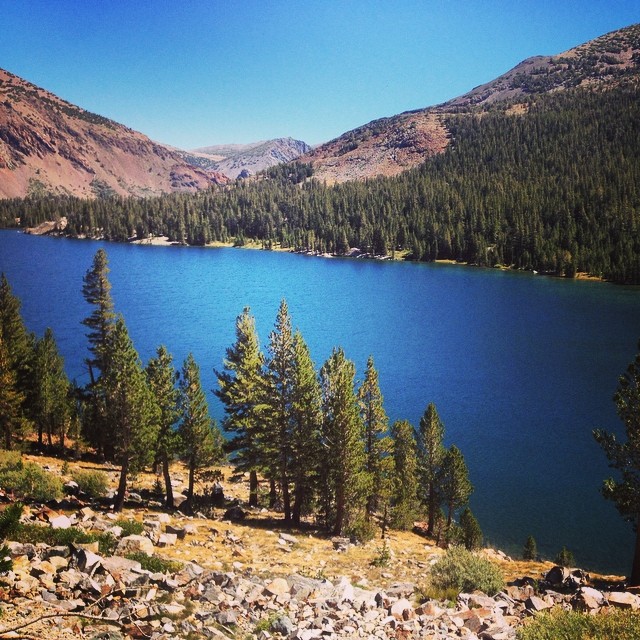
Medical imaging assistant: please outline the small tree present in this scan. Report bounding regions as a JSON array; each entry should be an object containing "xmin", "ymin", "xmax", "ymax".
[
  {"xmin": 555, "ymin": 546, "xmax": 575, "ymax": 568},
  {"xmin": 593, "ymin": 339, "xmax": 640, "ymax": 585},
  {"xmin": 0, "ymin": 332, "xmax": 30, "ymax": 450},
  {"xmin": 179, "ymin": 353, "xmax": 223, "ymax": 508},
  {"xmin": 523, "ymin": 535, "xmax": 538, "ymax": 561},
  {"xmin": 440, "ymin": 444, "xmax": 473, "ymax": 536},
  {"xmin": 459, "ymin": 507, "xmax": 483, "ymax": 550}
]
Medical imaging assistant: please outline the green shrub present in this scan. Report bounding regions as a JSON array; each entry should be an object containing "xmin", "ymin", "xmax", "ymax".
[
  {"xmin": 0, "ymin": 544, "xmax": 13, "ymax": 574},
  {"xmin": 115, "ymin": 519, "xmax": 144, "ymax": 537},
  {"xmin": 517, "ymin": 608, "xmax": 640, "ymax": 640},
  {"xmin": 0, "ymin": 451, "xmax": 23, "ymax": 472},
  {"xmin": 344, "ymin": 517, "xmax": 377, "ymax": 543},
  {"xmin": 429, "ymin": 546, "xmax": 504, "ymax": 597},
  {"xmin": 124, "ymin": 552, "xmax": 182, "ymax": 574},
  {"xmin": 0, "ymin": 462, "xmax": 63, "ymax": 502},
  {"xmin": 0, "ymin": 503, "xmax": 23, "ymax": 540},
  {"xmin": 73, "ymin": 469, "xmax": 109, "ymax": 498}
]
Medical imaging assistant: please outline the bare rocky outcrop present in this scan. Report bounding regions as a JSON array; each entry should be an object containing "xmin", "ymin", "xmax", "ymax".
[{"xmin": 0, "ymin": 68, "xmax": 230, "ymax": 199}]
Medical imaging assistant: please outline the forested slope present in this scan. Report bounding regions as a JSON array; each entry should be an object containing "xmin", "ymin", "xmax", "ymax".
[{"xmin": 2, "ymin": 81, "xmax": 639, "ymax": 282}]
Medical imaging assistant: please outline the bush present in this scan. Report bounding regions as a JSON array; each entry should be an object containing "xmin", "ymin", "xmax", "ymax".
[
  {"xmin": 516, "ymin": 608, "xmax": 640, "ymax": 640},
  {"xmin": 125, "ymin": 552, "xmax": 182, "ymax": 574},
  {"xmin": 429, "ymin": 546, "xmax": 504, "ymax": 597},
  {"xmin": 344, "ymin": 517, "xmax": 377, "ymax": 543},
  {"xmin": 73, "ymin": 469, "xmax": 109, "ymax": 498},
  {"xmin": 0, "ymin": 503, "xmax": 23, "ymax": 540},
  {"xmin": 0, "ymin": 462, "xmax": 63, "ymax": 502},
  {"xmin": 115, "ymin": 519, "xmax": 144, "ymax": 537}
]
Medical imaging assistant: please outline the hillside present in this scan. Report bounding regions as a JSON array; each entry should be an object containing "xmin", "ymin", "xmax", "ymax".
[
  {"xmin": 182, "ymin": 137, "xmax": 311, "ymax": 179},
  {"xmin": 303, "ymin": 23, "xmax": 640, "ymax": 183},
  {"xmin": 0, "ymin": 68, "xmax": 229, "ymax": 199}
]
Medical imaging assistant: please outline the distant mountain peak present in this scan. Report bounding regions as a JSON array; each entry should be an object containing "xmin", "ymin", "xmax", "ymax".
[{"xmin": 181, "ymin": 137, "xmax": 311, "ymax": 179}]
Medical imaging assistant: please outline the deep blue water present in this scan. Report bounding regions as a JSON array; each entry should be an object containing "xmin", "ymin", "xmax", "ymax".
[{"xmin": 1, "ymin": 229, "xmax": 640, "ymax": 574}]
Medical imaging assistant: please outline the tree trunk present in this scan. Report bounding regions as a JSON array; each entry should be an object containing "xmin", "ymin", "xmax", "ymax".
[
  {"xmin": 269, "ymin": 477, "xmax": 277, "ymax": 509},
  {"xmin": 631, "ymin": 514, "xmax": 640, "ymax": 586},
  {"xmin": 282, "ymin": 473, "xmax": 291, "ymax": 522},
  {"xmin": 37, "ymin": 423, "xmax": 43, "ymax": 449},
  {"xmin": 187, "ymin": 456, "xmax": 195, "ymax": 504},
  {"xmin": 114, "ymin": 458, "xmax": 129, "ymax": 513},
  {"xmin": 292, "ymin": 484, "xmax": 303, "ymax": 526},
  {"xmin": 249, "ymin": 470, "xmax": 258, "ymax": 508},
  {"xmin": 163, "ymin": 453, "xmax": 174, "ymax": 509},
  {"xmin": 334, "ymin": 482, "xmax": 345, "ymax": 536},
  {"xmin": 427, "ymin": 484, "xmax": 436, "ymax": 536}
]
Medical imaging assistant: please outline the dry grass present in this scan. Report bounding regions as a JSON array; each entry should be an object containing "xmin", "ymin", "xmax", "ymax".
[{"xmin": 16, "ymin": 452, "xmax": 624, "ymax": 590}]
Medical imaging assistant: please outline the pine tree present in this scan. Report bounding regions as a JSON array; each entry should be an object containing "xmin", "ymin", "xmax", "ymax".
[
  {"xmin": 264, "ymin": 299, "xmax": 296, "ymax": 520},
  {"xmin": 358, "ymin": 355, "xmax": 391, "ymax": 517},
  {"xmin": 416, "ymin": 403, "xmax": 446, "ymax": 536},
  {"xmin": 440, "ymin": 444, "xmax": 473, "ymax": 534},
  {"xmin": 101, "ymin": 317, "xmax": 159, "ymax": 512},
  {"xmin": 289, "ymin": 330, "xmax": 323, "ymax": 525},
  {"xmin": 0, "ymin": 273, "xmax": 36, "ymax": 426},
  {"xmin": 389, "ymin": 419, "xmax": 420, "ymax": 530},
  {"xmin": 215, "ymin": 307, "xmax": 267, "ymax": 507},
  {"xmin": 146, "ymin": 346, "xmax": 180, "ymax": 508},
  {"xmin": 0, "ymin": 332, "xmax": 29, "ymax": 450},
  {"xmin": 33, "ymin": 328, "xmax": 71, "ymax": 449},
  {"xmin": 319, "ymin": 348, "xmax": 369, "ymax": 536},
  {"xmin": 460, "ymin": 507, "xmax": 483, "ymax": 550},
  {"xmin": 81, "ymin": 249, "xmax": 115, "ymax": 379},
  {"xmin": 523, "ymin": 535, "xmax": 538, "ymax": 561},
  {"xmin": 593, "ymin": 339, "xmax": 640, "ymax": 585},
  {"xmin": 179, "ymin": 353, "xmax": 223, "ymax": 507},
  {"xmin": 80, "ymin": 249, "xmax": 116, "ymax": 458}
]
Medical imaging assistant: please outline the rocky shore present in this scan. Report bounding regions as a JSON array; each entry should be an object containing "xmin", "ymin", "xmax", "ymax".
[{"xmin": 0, "ymin": 503, "xmax": 636, "ymax": 640}]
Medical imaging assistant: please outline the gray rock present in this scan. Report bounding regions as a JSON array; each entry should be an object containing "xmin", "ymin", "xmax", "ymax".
[
  {"xmin": 115, "ymin": 534, "xmax": 154, "ymax": 557},
  {"xmin": 270, "ymin": 614, "xmax": 294, "ymax": 635}
]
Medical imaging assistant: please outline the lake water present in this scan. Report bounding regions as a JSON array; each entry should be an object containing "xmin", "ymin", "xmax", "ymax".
[{"xmin": 1, "ymin": 229, "xmax": 640, "ymax": 574}]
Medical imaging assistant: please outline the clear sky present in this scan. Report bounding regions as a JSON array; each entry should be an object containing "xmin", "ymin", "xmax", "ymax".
[{"xmin": 1, "ymin": 1, "xmax": 638, "ymax": 149}]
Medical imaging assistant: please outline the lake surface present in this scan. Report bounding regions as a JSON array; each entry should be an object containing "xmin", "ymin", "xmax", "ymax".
[{"xmin": 1, "ymin": 229, "xmax": 640, "ymax": 574}]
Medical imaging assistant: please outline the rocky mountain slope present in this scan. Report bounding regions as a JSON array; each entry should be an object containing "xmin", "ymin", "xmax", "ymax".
[
  {"xmin": 0, "ymin": 68, "xmax": 229, "ymax": 199},
  {"xmin": 302, "ymin": 23, "xmax": 640, "ymax": 183},
  {"xmin": 182, "ymin": 137, "xmax": 311, "ymax": 179}
]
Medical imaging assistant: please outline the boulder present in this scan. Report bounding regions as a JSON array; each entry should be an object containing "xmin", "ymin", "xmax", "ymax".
[
  {"xmin": 545, "ymin": 565, "xmax": 570, "ymax": 586},
  {"xmin": 265, "ymin": 577, "xmax": 290, "ymax": 597},
  {"xmin": 607, "ymin": 591, "xmax": 639, "ymax": 610},
  {"xmin": 223, "ymin": 505, "xmax": 246, "ymax": 521},
  {"xmin": 115, "ymin": 535, "xmax": 154, "ymax": 557},
  {"xmin": 49, "ymin": 514, "xmax": 73, "ymax": 529},
  {"xmin": 390, "ymin": 597, "xmax": 415, "ymax": 620}
]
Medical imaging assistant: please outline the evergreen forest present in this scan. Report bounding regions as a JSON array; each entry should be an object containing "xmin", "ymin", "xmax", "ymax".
[{"xmin": 1, "ymin": 83, "xmax": 639, "ymax": 282}]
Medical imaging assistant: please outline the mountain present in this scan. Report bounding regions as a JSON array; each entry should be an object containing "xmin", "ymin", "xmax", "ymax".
[
  {"xmin": 180, "ymin": 137, "xmax": 311, "ymax": 179},
  {"xmin": 303, "ymin": 23, "xmax": 640, "ymax": 183},
  {"xmin": 0, "ymin": 68, "xmax": 229, "ymax": 199}
]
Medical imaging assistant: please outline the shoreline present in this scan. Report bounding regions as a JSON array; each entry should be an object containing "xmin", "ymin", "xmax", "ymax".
[{"xmin": 17, "ymin": 226, "xmax": 612, "ymax": 283}]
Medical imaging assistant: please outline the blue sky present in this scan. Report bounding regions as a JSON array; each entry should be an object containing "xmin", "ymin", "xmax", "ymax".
[{"xmin": 1, "ymin": 1, "xmax": 638, "ymax": 148}]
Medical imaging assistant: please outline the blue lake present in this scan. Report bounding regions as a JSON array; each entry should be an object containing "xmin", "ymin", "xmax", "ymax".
[{"xmin": 1, "ymin": 229, "xmax": 640, "ymax": 574}]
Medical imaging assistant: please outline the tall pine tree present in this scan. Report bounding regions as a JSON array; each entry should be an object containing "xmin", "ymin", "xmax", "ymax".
[
  {"xmin": 215, "ymin": 307, "xmax": 267, "ymax": 507},
  {"xmin": 289, "ymin": 330, "xmax": 323, "ymax": 525},
  {"xmin": 146, "ymin": 346, "xmax": 180, "ymax": 508},
  {"xmin": 81, "ymin": 249, "xmax": 116, "ymax": 458},
  {"xmin": 101, "ymin": 317, "xmax": 159, "ymax": 512},
  {"xmin": 358, "ymin": 355, "xmax": 391, "ymax": 517},
  {"xmin": 416, "ymin": 403, "xmax": 446, "ymax": 536},
  {"xmin": 0, "ymin": 331, "xmax": 29, "ymax": 450},
  {"xmin": 320, "ymin": 348, "xmax": 369, "ymax": 536},
  {"xmin": 389, "ymin": 419, "xmax": 420, "ymax": 530},
  {"xmin": 264, "ymin": 299, "xmax": 296, "ymax": 521}
]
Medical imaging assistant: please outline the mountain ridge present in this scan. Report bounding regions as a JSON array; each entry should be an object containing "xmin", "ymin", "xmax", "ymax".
[
  {"xmin": 0, "ymin": 68, "xmax": 230, "ymax": 199},
  {"xmin": 301, "ymin": 23, "xmax": 640, "ymax": 182}
]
